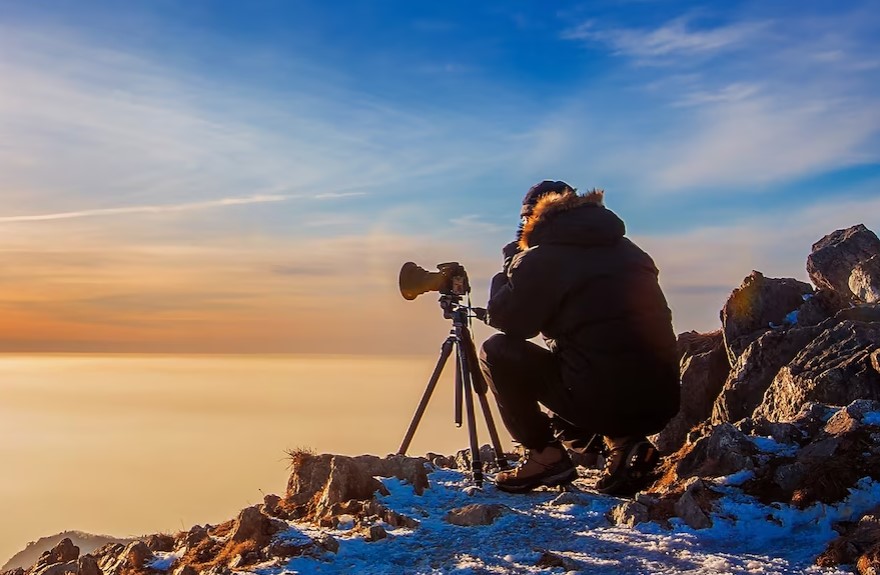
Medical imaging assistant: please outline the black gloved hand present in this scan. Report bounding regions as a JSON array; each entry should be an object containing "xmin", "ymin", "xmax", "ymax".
[{"xmin": 501, "ymin": 241, "xmax": 521, "ymax": 275}]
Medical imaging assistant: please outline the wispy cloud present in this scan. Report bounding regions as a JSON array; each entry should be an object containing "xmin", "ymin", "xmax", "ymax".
[
  {"xmin": 0, "ymin": 194, "xmax": 291, "ymax": 223},
  {"xmin": 563, "ymin": 17, "xmax": 767, "ymax": 61}
]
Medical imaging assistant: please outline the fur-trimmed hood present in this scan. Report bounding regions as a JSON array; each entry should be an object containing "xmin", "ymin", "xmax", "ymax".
[{"xmin": 519, "ymin": 189, "xmax": 625, "ymax": 250}]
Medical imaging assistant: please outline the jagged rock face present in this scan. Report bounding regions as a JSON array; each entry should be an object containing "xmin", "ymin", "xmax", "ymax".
[
  {"xmin": 652, "ymin": 333, "xmax": 729, "ymax": 454},
  {"xmin": 720, "ymin": 271, "xmax": 813, "ymax": 365},
  {"xmin": 850, "ymin": 254, "xmax": 880, "ymax": 304},
  {"xmin": 755, "ymin": 321, "xmax": 880, "ymax": 422},
  {"xmin": 711, "ymin": 324, "xmax": 824, "ymax": 425},
  {"xmin": 807, "ymin": 224, "xmax": 880, "ymax": 299}
]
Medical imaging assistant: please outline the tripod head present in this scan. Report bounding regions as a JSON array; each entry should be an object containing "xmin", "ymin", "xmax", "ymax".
[{"xmin": 437, "ymin": 294, "xmax": 487, "ymax": 324}]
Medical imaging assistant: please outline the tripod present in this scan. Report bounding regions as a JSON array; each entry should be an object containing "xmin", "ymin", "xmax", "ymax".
[{"xmin": 397, "ymin": 294, "xmax": 509, "ymax": 487}]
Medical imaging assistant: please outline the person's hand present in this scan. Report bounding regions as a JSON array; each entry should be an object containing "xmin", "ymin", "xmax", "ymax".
[{"xmin": 502, "ymin": 241, "xmax": 520, "ymax": 274}]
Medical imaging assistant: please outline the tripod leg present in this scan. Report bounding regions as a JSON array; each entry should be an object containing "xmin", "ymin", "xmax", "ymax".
[
  {"xmin": 397, "ymin": 337, "xmax": 455, "ymax": 455},
  {"xmin": 461, "ymin": 328, "xmax": 510, "ymax": 470},
  {"xmin": 458, "ymin": 341, "xmax": 483, "ymax": 487},
  {"xmin": 454, "ymin": 347, "xmax": 463, "ymax": 428}
]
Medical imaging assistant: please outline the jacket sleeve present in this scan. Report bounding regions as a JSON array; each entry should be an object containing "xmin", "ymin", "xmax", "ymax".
[{"xmin": 486, "ymin": 249, "xmax": 561, "ymax": 339}]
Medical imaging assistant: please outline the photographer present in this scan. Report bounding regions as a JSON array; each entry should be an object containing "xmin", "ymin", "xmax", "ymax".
[{"xmin": 480, "ymin": 180, "xmax": 680, "ymax": 496}]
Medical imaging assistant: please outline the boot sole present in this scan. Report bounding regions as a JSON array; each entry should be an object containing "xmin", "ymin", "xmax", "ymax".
[{"xmin": 495, "ymin": 466, "xmax": 578, "ymax": 494}]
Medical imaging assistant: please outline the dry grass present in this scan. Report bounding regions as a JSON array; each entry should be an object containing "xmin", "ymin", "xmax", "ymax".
[{"xmin": 284, "ymin": 446, "xmax": 317, "ymax": 469}]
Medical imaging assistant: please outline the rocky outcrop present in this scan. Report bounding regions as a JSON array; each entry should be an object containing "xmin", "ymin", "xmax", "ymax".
[
  {"xmin": 711, "ymin": 324, "xmax": 823, "ymax": 424},
  {"xmin": 720, "ymin": 271, "xmax": 813, "ymax": 365},
  {"xmin": 755, "ymin": 321, "xmax": 880, "ymax": 422},
  {"xmin": 283, "ymin": 452, "xmax": 428, "ymax": 521},
  {"xmin": 2, "ymin": 533, "xmax": 132, "ymax": 573},
  {"xmin": 807, "ymin": 224, "xmax": 880, "ymax": 299}
]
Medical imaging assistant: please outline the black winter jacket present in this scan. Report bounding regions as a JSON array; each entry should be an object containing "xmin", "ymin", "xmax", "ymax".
[{"xmin": 486, "ymin": 193, "xmax": 680, "ymax": 436}]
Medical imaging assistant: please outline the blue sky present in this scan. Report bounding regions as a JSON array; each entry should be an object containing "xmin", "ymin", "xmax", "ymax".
[{"xmin": 0, "ymin": 1, "xmax": 878, "ymax": 352}]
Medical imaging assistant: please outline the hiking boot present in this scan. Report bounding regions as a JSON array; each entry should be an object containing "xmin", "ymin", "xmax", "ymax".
[
  {"xmin": 493, "ymin": 443, "xmax": 577, "ymax": 493},
  {"xmin": 595, "ymin": 436, "xmax": 659, "ymax": 497}
]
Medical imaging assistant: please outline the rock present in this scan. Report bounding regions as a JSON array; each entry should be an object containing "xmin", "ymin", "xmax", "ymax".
[
  {"xmin": 755, "ymin": 321, "xmax": 880, "ymax": 422},
  {"xmin": 773, "ymin": 462, "xmax": 806, "ymax": 493},
  {"xmin": 426, "ymin": 452, "xmax": 456, "ymax": 469},
  {"xmin": 144, "ymin": 534, "xmax": 174, "ymax": 553},
  {"xmin": 817, "ymin": 505, "xmax": 880, "ymax": 571},
  {"xmin": 315, "ymin": 534, "xmax": 339, "ymax": 554},
  {"xmin": 676, "ymin": 330, "xmax": 724, "ymax": 361},
  {"xmin": 824, "ymin": 400, "xmax": 880, "ymax": 435},
  {"xmin": 172, "ymin": 566, "xmax": 198, "ymax": 575},
  {"xmin": 262, "ymin": 494, "xmax": 283, "ymax": 517},
  {"xmin": 808, "ymin": 224, "xmax": 880, "ymax": 300},
  {"xmin": 230, "ymin": 505, "xmax": 285, "ymax": 546},
  {"xmin": 364, "ymin": 525, "xmax": 387, "ymax": 542},
  {"xmin": 797, "ymin": 289, "xmax": 852, "ymax": 327},
  {"xmin": 550, "ymin": 491, "xmax": 587, "ymax": 506},
  {"xmin": 534, "ymin": 550, "xmax": 578, "ymax": 570},
  {"xmin": 454, "ymin": 445, "xmax": 506, "ymax": 472},
  {"xmin": 712, "ymin": 324, "xmax": 823, "ymax": 425},
  {"xmin": 32, "ymin": 561, "xmax": 78, "ymax": 575},
  {"xmin": 674, "ymin": 479, "xmax": 713, "ymax": 530},
  {"xmin": 720, "ymin": 271, "xmax": 813, "ymax": 365},
  {"xmin": 183, "ymin": 525, "xmax": 208, "ymax": 548},
  {"xmin": 444, "ymin": 504, "xmax": 507, "ymax": 526},
  {"xmin": 665, "ymin": 423, "xmax": 756, "ymax": 482},
  {"xmin": 284, "ymin": 452, "xmax": 429, "ymax": 520},
  {"xmin": 850, "ymin": 255, "xmax": 880, "ymax": 303},
  {"xmin": 788, "ymin": 402, "xmax": 838, "ymax": 439},
  {"xmin": 653, "ymin": 335, "xmax": 729, "ymax": 454},
  {"xmin": 608, "ymin": 501, "xmax": 649, "ymax": 527},
  {"xmin": 102, "ymin": 542, "xmax": 153, "ymax": 575},
  {"xmin": 77, "ymin": 555, "xmax": 101, "ymax": 575},
  {"xmin": 35, "ymin": 538, "xmax": 80, "ymax": 570}
]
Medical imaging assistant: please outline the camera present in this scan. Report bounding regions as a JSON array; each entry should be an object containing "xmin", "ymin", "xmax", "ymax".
[{"xmin": 399, "ymin": 261, "xmax": 470, "ymax": 300}]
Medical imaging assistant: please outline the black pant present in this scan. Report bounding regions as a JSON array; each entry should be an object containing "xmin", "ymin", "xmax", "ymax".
[{"xmin": 479, "ymin": 333, "xmax": 596, "ymax": 450}]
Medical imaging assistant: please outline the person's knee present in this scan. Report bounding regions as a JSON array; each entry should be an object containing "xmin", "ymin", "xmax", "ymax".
[{"xmin": 480, "ymin": 333, "xmax": 514, "ymax": 364}]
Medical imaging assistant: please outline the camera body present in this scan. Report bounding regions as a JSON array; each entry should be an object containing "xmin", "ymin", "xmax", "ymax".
[{"xmin": 436, "ymin": 262, "xmax": 470, "ymax": 297}]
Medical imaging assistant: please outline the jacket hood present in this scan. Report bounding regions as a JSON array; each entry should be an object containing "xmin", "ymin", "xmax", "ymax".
[{"xmin": 519, "ymin": 189, "xmax": 625, "ymax": 250}]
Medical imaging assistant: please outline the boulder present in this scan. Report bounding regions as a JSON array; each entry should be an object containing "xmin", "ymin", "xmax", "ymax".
[
  {"xmin": 102, "ymin": 542, "xmax": 153, "ymax": 575},
  {"xmin": 755, "ymin": 321, "xmax": 880, "ymax": 422},
  {"xmin": 674, "ymin": 478, "xmax": 713, "ymax": 530},
  {"xmin": 807, "ymin": 224, "xmax": 880, "ymax": 300},
  {"xmin": 608, "ymin": 501, "xmax": 649, "ymax": 527},
  {"xmin": 850, "ymin": 255, "xmax": 880, "ymax": 304},
  {"xmin": 657, "ymin": 423, "xmax": 756, "ymax": 487},
  {"xmin": 444, "ymin": 504, "xmax": 507, "ymax": 526},
  {"xmin": 796, "ymin": 289, "xmax": 851, "ymax": 327},
  {"xmin": 77, "ymin": 555, "xmax": 102, "ymax": 575},
  {"xmin": 720, "ymin": 271, "xmax": 813, "ymax": 365},
  {"xmin": 285, "ymin": 452, "xmax": 429, "ymax": 520},
  {"xmin": 712, "ymin": 324, "xmax": 824, "ymax": 424},
  {"xmin": 35, "ymin": 539, "xmax": 79, "ymax": 571},
  {"xmin": 230, "ymin": 506, "xmax": 285, "ymax": 545},
  {"xmin": 653, "ymin": 336, "xmax": 729, "ymax": 453}
]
